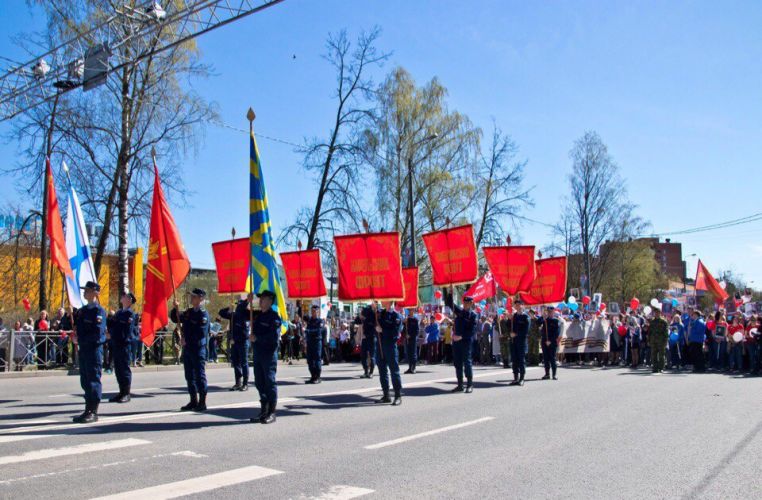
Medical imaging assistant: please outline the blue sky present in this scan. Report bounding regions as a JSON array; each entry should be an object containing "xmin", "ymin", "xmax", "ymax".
[{"xmin": 1, "ymin": 0, "xmax": 761, "ymax": 285}]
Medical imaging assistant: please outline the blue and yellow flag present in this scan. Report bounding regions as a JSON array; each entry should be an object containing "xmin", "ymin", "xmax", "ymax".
[{"xmin": 250, "ymin": 130, "xmax": 288, "ymax": 331}]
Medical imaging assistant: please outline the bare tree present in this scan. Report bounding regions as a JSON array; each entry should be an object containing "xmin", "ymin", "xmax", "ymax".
[
  {"xmin": 279, "ymin": 28, "xmax": 388, "ymax": 257},
  {"xmin": 472, "ymin": 120, "xmax": 532, "ymax": 248}
]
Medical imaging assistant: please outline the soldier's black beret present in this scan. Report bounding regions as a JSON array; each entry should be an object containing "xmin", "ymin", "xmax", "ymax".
[{"xmin": 82, "ymin": 281, "xmax": 101, "ymax": 292}]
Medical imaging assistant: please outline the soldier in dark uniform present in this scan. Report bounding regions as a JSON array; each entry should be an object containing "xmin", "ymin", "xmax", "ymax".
[
  {"xmin": 249, "ymin": 290, "xmax": 282, "ymax": 424},
  {"xmin": 404, "ymin": 311, "xmax": 419, "ymax": 374},
  {"xmin": 219, "ymin": 295, "xmax": 252, "ymax": 391},
  {"xmin": 510, "ymin": 300, "xmax": 530, "ymax": 386},
  {"xmin": 359, "ymin": 302, "xmax": 379, "ymax": 378},
  {"xmin": 72, "ymin": 281, "xmax": 107, "ymax": 423},
  {"xmin": 304, "ymin": 305, "xmax": 325, "ymax": 384},
  {"xmin": 107, "ymin": 292, "xmax": 137, "ymax": 403},
  {"xmin": 540, "ymin": 306, "xmax": 561, "ymax": 380},
  {"xmin": 171, "ymin": 288, "xmax": 210, "ymax": 412},
  {"xmin": 375, "ymin": 301, "xmax": 403, "ymax": 405},
  {"xmin": 445, "ymin": 292, "xmax": 478, "ymax": 393}
]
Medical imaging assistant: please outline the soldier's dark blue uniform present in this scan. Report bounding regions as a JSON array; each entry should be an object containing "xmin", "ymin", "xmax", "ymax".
[
  {"xmin": 108, "ymin": 294, "xmax": 137, "ymax": 403},
  {"xmin": 219, "ymin": 300, "xmax": 250, "ymax": 390},
  {"xmin": 250, "ymin": 290, "xmax": 281, "ymax": 424},
  {"xmin": 360, "ymin": 305, "xmax": 378, "ymax": 378},
  {"xmin": 73, "ymin": 281, "xmax": 107, "ymax": 423},
  {"xmin": 511, "ymin": 308, "xmax": 530, "ymax": 385},
  {"xmin": 376, "ymin": 307, "xmax": 403, "ymax": 405},
  {"xmin": 171, "ymin": 289, "xmax": 210, "ymax": 411},
  {"xmin": 304, "ymin": 309, "xmax": 325, "ymax": 384},
  {"xmin": 404, "ymin": 314, "xmax": 419, "ymax": 374},
  {"xmin": 541, "ymin": 308, "xmax": 561, "ymax": 380},
  {"xmin": 447, "ymin": 294, "xmax": 478, "ymax": 392}
]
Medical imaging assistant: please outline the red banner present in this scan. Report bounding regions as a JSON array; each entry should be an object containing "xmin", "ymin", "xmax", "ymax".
[
  {"xmin": 211, "ymin": 238, "xmax": 251, "ymax": 294},
  {"xmin": 464, "ymin": 272, "xmax": 497, "ymax": 303},
  {"xmin": 280, "ymin": 249, "xmax": 327, "ymax": 299},
  {"xmin": 422, "ymin": 224, "xmax": 478, "ymax": 286},
  {"xmin": 519, "ymin": 257, "xmax": 567, "ymax": 305},
  {"xmin": 397, "ymin": 267, "xmax": 419, "ymax": 309},
  {"xmin": 483, "ymin": 246, "xmax": 536, "ymax": 295},
  {"xmin": 334, "ymin": 232, "xmax": 404, "ymax": 301}
]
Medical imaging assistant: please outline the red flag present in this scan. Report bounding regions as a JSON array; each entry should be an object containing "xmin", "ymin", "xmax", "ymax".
[
  {"xmin": 519, "ymin": 257, "xmax": 567, "ymax": 305},
  {"xmin": 45, "ymin": 158, "xmax": 73, "ymax": 279},
  {"xmin": 422, "ymin": 224, "xmax": 479, "ymax": 286},
  {"xmin": 396, "ymin": 267, "xmax": 419, "ymax": 309},
  {"xmin": 464, "ymin": 272, "xmax": 497, "ymax": 303},
  {"xmin": 280, "ymin": 249, "xmax": 327, "ymax": 299},
  {"xmin": 141, "ymin": 161, "xmax": 190, "ymax": 346},
  {"xmin": 212, "ymin": 238, "xmax": 251, "ymax": 294},
  {"xmin": 482, "ymin": 246, "xmax": 536, "ymax": 295},
  {"xmin": 334, "ymin": 232, "xmax": 404, "ymax": 301},
  {"xmin": 695, "ymin": 259, "xmax": 729, "ymax": 302}
]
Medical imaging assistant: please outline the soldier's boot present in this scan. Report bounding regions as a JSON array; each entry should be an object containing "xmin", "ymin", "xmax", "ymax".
[
  {"xmin": 451, "ymin": 380, "xmax": 464, "ymax": 392},
  {"xmin": 391, "ymin": 391, "xmax": 402, "ymax": 406},
  {"xmin": 542, "ymin": 370, "xmax": 550, "ymax": 380},
  {"xmin": 465, "ymin": 380, "xmax": 473, "ymax": 393},
  {"xmin": 250, "ymin": 401, "xmax": 268, "ymax": 423},
  {"xmin": 230, "ymin": 378, "xmax": 241, "ymax": 391},
  {"xmin": 116, "ymin": 386, "xmax": 131, "ymax": 403},
  {"xmin": 108, "ymin": 392, "xmax": 122, "ymax": 403},
  {"xmin": 195, "ymin": 392, "xmax": 207, "ymax": 412},
  {"xmin": 314, "ymin": 370, "xmax": 322, "ymax": 384},
  {"xmin": 374, "ymin": 392, "xmax": 391, "ymax": 404},
  {"xmin": 239, "ymin": 380, "xmax": 249, "ymax": 391},
  {"xmin": 261, "ymin": 402, "xmax": 276, "ymax": 424},
  {"xmin": 552, "ymin": 369, "xmax": 558, "ymax": 380},
  {"xmin": 509, "ymin": 374, "xmax": 519, "ymax": 386},
  {"xmin": 72, "ymin": 402, "xmax": 94, "ymax": 423},
  {"xmin": 181, "ymin": 393, "xmax": 198, "ymax": 411},
  {"xmin": 518, "ymin": 375, "xmax": 525, "ymax": 387}
]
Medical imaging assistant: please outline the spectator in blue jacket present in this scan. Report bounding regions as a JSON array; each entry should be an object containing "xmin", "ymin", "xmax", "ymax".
[{"xmin": 688, "ymin": 311, "xmax": 707, "ymax": 373}]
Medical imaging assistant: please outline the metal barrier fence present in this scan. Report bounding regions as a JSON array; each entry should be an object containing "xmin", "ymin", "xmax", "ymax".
[{"xmin": 0, "ymin": 330, "xmax": 195, "ymax": 372}]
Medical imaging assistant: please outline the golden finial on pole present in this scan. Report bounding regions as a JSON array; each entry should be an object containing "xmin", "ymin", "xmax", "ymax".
[
  {"xmin": 297, "ymin": 240, "xmax": 302, "ymax": 250},
  {"xmin": 151, "ymin": 146, "xmax": 157, "ymax": 161},
  {"xmin": 231, "ymin": 227, "xmax": 236, "ymax": 239},
  {"xmin": 247, "ymin": 107, "xmax": 256, "ymax": 132}
]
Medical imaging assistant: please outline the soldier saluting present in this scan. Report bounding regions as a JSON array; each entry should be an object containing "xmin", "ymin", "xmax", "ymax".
[
  {"xmin": 219, "ymin": 294, "xmax": 253, "ymax": 391},
  {"xmin": 171, "ymin": 288, "xmax": 210, "ymax": 412},
  {"xmin": 445, "ymin": 291, "xmax": 477, "ymax": 393},
  {"xmin": 72, "ymin": 281, "xmax": 107, "ymax": 423},
  {"xmin": 107, "ymin": 292, "xmax": 138, "ymax": 403}
]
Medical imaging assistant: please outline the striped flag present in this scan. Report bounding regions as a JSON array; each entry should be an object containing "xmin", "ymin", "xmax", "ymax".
[
  {"xmin": 249, "ymin": 129, "xmax": 287, "ymax": 330},
  {"xmin": 63, "ymin": 161, "xmax": 97, "ymax": 308}
]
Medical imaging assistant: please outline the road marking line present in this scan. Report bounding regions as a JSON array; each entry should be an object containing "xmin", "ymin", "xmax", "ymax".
[
  {"xmin": 0, "ymin": 450, "xmax": 204, "ymax": 485},
  {"xmin": 0, "ymin": 428, "xmax": 99, "ymax": 444},
  {"xmin": 90, "ymin": 465, "xmax": 284, "ymax": 499},
  {"xmin": 310, "ymin": 485, "xmax": 375, "ymax": 499},
  {"xmin": 0, "ymin": 438, "xmax": 150, "ymax": 465},
  {"xmin": 364, "ymin": 417, "xmax": 496, "ymax": 450}
]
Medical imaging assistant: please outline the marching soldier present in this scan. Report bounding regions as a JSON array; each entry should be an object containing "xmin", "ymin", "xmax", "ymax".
[
  {"xmin": 359, "ymin": 302, "xmax": 379, "ymax": 378},
  {"xmin": 72, "ymin": 281, "xmax": 107, "ymax": 423},
  {"xmin": 446, "ymin": 292, "xmax": 478, "ymax": 393},
  {"xmin": 250, "ymin": 290, "xmax": 282, "ymax": 424},
  {"xmin": 540, "ymin": 306, "xmax": 561, "ymax": 380},
  {"xmin": 171, "ymin": 288, "xmax": 210, "ymax": 412},
  {"xmin": 375, "ymin": 301, "xmax": 403, "ymax": 405},
  {"xmin": 304, "ymin": 305, "xmax": 325, "ymax": 384},
  {"xmin": 404, "ymin": 310, "xmax": 419, "ymax": 374},
  {"xmin": 219, "ymin": 295, "xmax": 252, "ymax": 391},
  {"xmin": 510, "ymin": 300, "xmax": 530, "ymax": 386},
  {"xmin": 108, "ymin": 292, "xmax": 137, "ymax": 403}
]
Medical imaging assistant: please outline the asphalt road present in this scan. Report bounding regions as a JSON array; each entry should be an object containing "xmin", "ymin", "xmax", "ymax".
[{"xmin": 0, "ymin": 360, "xmax": 759, "ymax": 499}]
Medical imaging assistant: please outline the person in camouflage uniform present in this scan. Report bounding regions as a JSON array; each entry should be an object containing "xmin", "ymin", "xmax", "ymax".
[
  {"xmin": 649, "ymin": 308, "xmax": 669, "ymax": 373},
  {"xmin": 527, "ymin": 309, "xmax": 541, "ymax": 366},
  {"xmin": 499, "ymin": 312, "xmax": 512, "ymax": 368}
]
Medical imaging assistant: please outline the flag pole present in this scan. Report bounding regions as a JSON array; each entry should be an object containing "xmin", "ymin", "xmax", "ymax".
[
  {"xmin": 248, "ymin": 108, "xmax": 256, "ymax": 342},
  {"xmin": 152, "ymin": 147, "xmax": 181, "ymax": 334}
]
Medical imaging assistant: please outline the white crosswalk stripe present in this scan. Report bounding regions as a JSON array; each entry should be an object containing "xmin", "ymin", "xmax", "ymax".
[
  {"xmin": 308, "ymin": 485, "xmax": 375, "ymax": 499},
  {"xmin": 0, "ymin": 438, "xmax": 150, "ymax": 465},
  {"xmin": 90, "ymin": 465, "xmax": 284, "ymax": 499}
]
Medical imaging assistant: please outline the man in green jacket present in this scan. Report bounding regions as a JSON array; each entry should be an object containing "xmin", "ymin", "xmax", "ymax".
[{"xmin": 649, "ymin": 308, "xmax": 669, "ymax": 373}]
